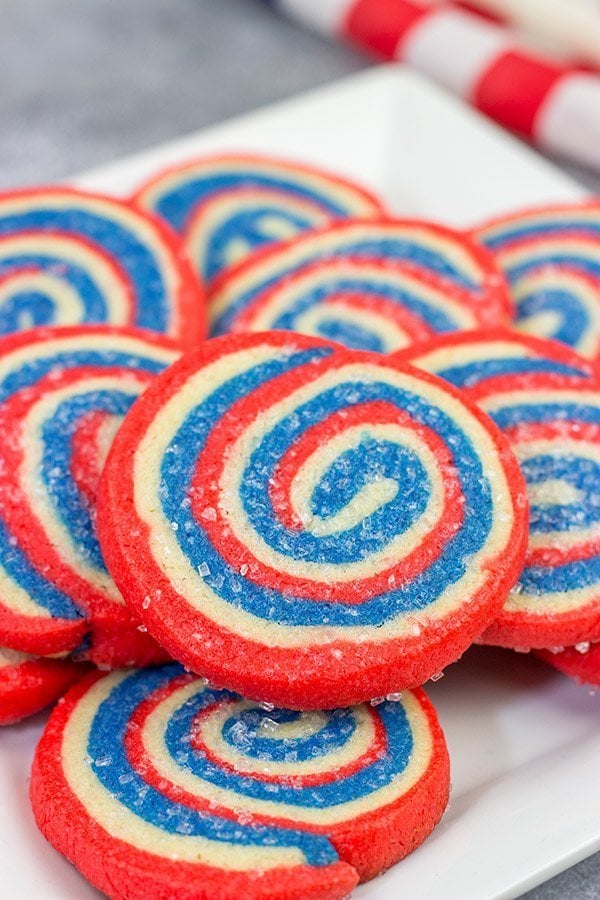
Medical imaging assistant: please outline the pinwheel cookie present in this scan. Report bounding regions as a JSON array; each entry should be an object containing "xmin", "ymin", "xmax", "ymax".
[
  {"xmin": 98, "ymin": 331, "xmax": 528, "ymax": 708},
  {"xmin": 399, "ymin": 329, "xmax": 600, "ymax": 648},
  {"xmin": 0, "ymin": 326, "xmax": 178, "ymax": 666},
  {"xmin": 31, "ymin": 664, "xmax": 450, "ymax": 899},
  {"xmin": 206, "ymin": 218, "xmax": 511, "ymax": 350},
  {"xmin": 474, "ymin": 202, "xmax": 600, "ymax": 360}
]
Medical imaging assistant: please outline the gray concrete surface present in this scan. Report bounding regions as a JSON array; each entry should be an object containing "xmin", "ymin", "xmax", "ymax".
[{"xmin": 2, "ymin": 1, "xmax": 599, "ymax": 897}]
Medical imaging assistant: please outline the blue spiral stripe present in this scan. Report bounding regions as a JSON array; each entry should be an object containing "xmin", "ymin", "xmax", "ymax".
[
  {"xmin": 160, "ymin": 353, "xmax": 494, "ymax": 626},
  {"xmin": 490, "ymin": 401, "xmax": 600, "ymax": 432},
  {"xmin": 213, "ymin": 238, "xmax": 479, "ymax": 336},
  {"xmin": 153, "ymin": 173, "xmax": 355, "ymax": 234},
  {"xmin": 523, "ymin": 454, "xmax": 600, "ymax": 533},
  {"xmin": 434, "ymin": 357, "xmax": 589, "ymax": 389},
  {"xmin": 507, "ymin": 258, "xmax": 600, "ymax": 283},
  {"xmin": 165, "ymin": 688, "xmax": 412, "ymax": 808},
  {"xmin": 88, "ymin": 665, "xmax": 339, "ymax": 866},
  {"xmin": 515, "ymin": 288, "xmax": 589, "ymax": 348},
  {"xmin": 0, "ymin": 514, "xmax": 80, "ymax": 619},
  {"xmin": 41, "ymin": 390, "xmax": 139, "ymax": 572},
  {"xmin": 0, "ymin": 348, "xmax": 166, "ymax": 403},
  {"xmin": 483, "ymin": 221, "xmax": 600, "ymax": 251}
]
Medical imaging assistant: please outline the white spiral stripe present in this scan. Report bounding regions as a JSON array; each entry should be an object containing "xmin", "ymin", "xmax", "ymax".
[
  {"xmin": 20, "ymin": 376, "xmax": 146, "ymax": 602},
  {"xmin": 409, "ymin": 339, "xmax": 545, "ymax": 374},
  {"xmin": 210, "ymin": 222, "xmax": 487, "ymax": 323},
  {"xmin": 0, "ymin": 233, "xmax": 131, "ymax": 323},
  {"xmin": 139, "ymin": 680, "xmax": 433, "ymax": 827},
  {"xmin": 134, "ymin": 346, "xmax": 517, "ymax": 647},
  {"xmin": 61, "ymin": 673, "xmax": 304, "ymax": 870},
  {"xmin": 506, "ymin": 581, "xmax": 600, "ymax": 615}
]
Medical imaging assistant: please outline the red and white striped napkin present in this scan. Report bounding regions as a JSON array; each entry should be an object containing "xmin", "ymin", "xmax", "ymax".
[{"xmin": 266, "ymin": 0, "xmax": 600, "ymax": 173}]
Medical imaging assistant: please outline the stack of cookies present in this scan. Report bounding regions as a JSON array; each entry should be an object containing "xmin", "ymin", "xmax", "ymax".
[{"xmin": 1, "ymin": 155, "xmax": 598, "ymax": 899}]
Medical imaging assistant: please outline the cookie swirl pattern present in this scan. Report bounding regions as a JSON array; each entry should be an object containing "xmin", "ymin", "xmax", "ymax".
[
  {"xmin": 399, "ymin": 330, "xmax": 600, "ymax": 647},
  {"xmin": 133, "ymin": 155, "xmax": 384, "ymax": 285},
  {"xmin": 474, "ymin": 204, "xmax": 600, "ymax": 360},
  {"xmin": 0, "ymin": 326, "xmax": 178, "ymax": 664},
  {"xmin": 98, "ymin": 332, "xmax": 527, "ymax": 708},
  {"xmin": 0, "ymin": 188, "xmax": 205, "ymax": 345},
  {"xmin": 207, "ymin": 219, "xmax": 511, "ymax": 341},
  {"xmin": 31, "ymin": 664, "xmax": 450, "ymax": 898}
]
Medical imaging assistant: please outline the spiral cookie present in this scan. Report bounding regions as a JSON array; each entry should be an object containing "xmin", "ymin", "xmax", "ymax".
[
  {"xmin": 133, "ymin": 154, "xmax": 385, "ymax": 287},
  {"xmin": 0, "ymin": 326, "xmax": 179, "ymax": 665},
  {"xmin": 401, "ymin": 331, "xmax": 600, "ymax": 647},
  {"xmin": 474, "ymin": 203, "xmax": 600, "ymax": 360},
  {"xmin": 207, "ymin": 219, "xmax": 512, "ymax": 343},
  {"xmin": 98, "ymin": 331, "xmax": 528, "ymax": 709},
  {"xmin": 0, "ymin": 646, "xmax": 85, "ymax": 725},
  {"xmin": 537, "ymin": 641, "xmax": 600, "ymax": 686},
  {"xmin": 31, "ymin": 665, "xmax": 450, "ymax": 899},
  {"xmin": 0, "ymin": 187, "xmax": 205, "ymax": 345}
]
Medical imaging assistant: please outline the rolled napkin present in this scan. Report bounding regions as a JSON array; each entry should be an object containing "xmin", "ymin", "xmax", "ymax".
[
  {"xmin": 463, "ymin": 0, "xmax": 600, "ymax": 68},
  {"xmin": 266, "ymin": 0, "xmax": 600, "ymax": 173}
]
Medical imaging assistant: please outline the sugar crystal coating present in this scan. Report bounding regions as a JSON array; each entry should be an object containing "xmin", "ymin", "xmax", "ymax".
[{"xmin": 31, "ymin": 664, "xmax": 450, "ymax": 897}]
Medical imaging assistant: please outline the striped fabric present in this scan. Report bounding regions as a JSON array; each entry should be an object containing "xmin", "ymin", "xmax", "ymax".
[{"xmin": 266, "ymin": 0, "xmax": 600, "ymax": 172}]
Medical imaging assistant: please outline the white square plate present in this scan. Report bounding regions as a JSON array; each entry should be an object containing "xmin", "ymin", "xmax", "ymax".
[{"xmin": 0, "ymin": 66, "xmax": 597, "ymax": 900}]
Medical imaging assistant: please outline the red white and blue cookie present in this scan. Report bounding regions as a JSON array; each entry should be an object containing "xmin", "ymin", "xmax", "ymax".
[
  {"xmin": 206, "ymin": 219, "xmax": 512, "ymax": 346},
  {"xmin": 400, "ymin": 330, "xmax": 600, "ymax": 648},
  {"xmin": 0, "ymin": 326, "xmax": 179, "ymax": 666},
  {"xmin": 0, "ymin": 187, "xmax": 205, "ymax": 345},
  {"xmin": 0, "ymin": 645, "xmax": 85, "ymax": 726},
  {"xmin": 97, "ymin": 331, "xmax": 527, "ymax": 709},
  {"xmin": 473, "ymin": 203, "xmax": 600, "ymax": 360},
  {"xmin": 31, "ymin": 664, "xmax": 450, "ymax": 898},
  {"xmin": 132, "ymin": 154, "xmax": 385, "ymax": 287},
  {"xmin": 537, "ymin": 641, "xmax": 600, "ymax": 686}
]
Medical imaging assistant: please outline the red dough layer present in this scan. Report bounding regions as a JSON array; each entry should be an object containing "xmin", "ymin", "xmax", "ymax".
[
  {"xmin": 30, "ymin": 672, "xmax": 450, "ymax": 898},
  {"xmin": 0, "ymin": 653, "xmax": 86, "ymax": 725},
  {"xmin": 536, "ymin": 643, "xmax": 600, "ymax": 686},
  {"xmin": 97, "ymin": 331, "xmax": 528, "ymax": 709}
]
